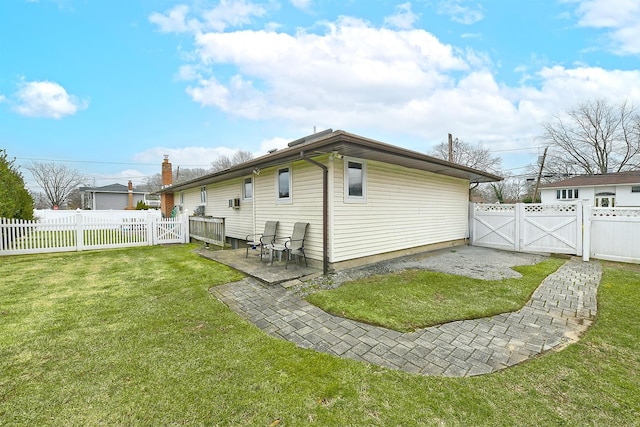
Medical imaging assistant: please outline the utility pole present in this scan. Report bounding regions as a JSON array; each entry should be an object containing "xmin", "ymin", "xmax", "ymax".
[
  {"xmin": 448, "ymin": 133, "xmax": 453, "ymax": 162},
  {"xmin": 533, "ymin": 147, "xmax": 548, "ymax": 203}
]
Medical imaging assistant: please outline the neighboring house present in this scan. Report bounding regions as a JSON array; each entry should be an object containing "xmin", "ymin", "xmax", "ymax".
[
  {"xmin": 157, "ymin": 129, "xmax": 501, "ymax": 270},
  {"xmin": 79, "ymin": 182, "xmax": 146, "ymax": 210},
  {"xmin": 539, "ymin": 171, "xmax": 640, "ymax": 207}
]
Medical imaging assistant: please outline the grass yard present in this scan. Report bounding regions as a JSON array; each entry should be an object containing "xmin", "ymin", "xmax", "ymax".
[
  {"xmin": 1, "ymin": 245, "xmax": 638, "ymax": 426},
  {"xmin": 305, "ymin": 259, "xmax": 564, "ymax": 331}
]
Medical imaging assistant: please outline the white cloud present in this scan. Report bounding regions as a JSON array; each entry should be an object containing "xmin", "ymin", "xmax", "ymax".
[
  {"xmin": 176, "ymin": 64, "xmax": 202, "ymax": 81},
  {"xmin": 153, "ymin": 8, "xmax": 640, "ymax": 157},
  {"xmin": 12, "ymin": 80, "xmax": 88, "ymax": 119},
  {"xmin": 201, "ymin": 0, "xmax": 266, "ymax": 31},
  {"xmin": 149, "ymin": 4, "xmax": 195, "ymax": 33},
  {"xmin": 572, "ymin": 0, "xmax": 640, "ymax": 55},
  {"xmin": 436, "ymin": 0, "xmax": 484, "ymax": 25},
  {"xmin": 290, "ymin": 0, "xmax": 312, "ymax": 11},
  {"xmin": 191, "ymin": 17, "xmax": 468, "ymax": 108},
  {"xmin": 133, "ymin": 146, "xmax": 237, "ymax": 168},
  {"xmin": 384, "ymin": 2, "xmax": 419, "ymax": 30},
  {"xmin": 258, "ymin": 137, "xmax": 290, "ymax": 153},
  {"xmin": 134, "ymin": 137, "xmax": 302, "ymax": 175},
  {"xmin": 149, "ymin": 1, "xmax": 266, "ymax": 34}
]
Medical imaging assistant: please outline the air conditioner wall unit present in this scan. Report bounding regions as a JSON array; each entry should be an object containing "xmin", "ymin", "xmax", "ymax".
[
  {"xmin": 193, "ymin": 205, "xmax": 205, "ymax": 216},
  {"xmin": 228, "ymin": 198, "xmax": 241, "ymax": 209}
]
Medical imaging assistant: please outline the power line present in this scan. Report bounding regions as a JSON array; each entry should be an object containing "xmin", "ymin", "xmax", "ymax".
[
  {"xmin": 488, "ymin": 146, "xmax": 539, "ymax": 153},
  {"xmin": 15, "ymin": 156, "xmax": 211, "ymax": 168}
]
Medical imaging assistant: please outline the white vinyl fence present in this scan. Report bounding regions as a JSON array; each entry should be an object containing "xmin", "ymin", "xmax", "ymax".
[
  {"xmin": 587, "ymin": 207, "xmax": 640, "ymax": 263},
  {"xmin": 470, "ymin": 203, "xmax": 582, "ymax": 255},
  {"xmin": 1, "ymin": 211, "xmax": 188, "ymax": 256},
  {"xmin": 470, "ymin": 201, "xmax": 640, "ymax": 264}
]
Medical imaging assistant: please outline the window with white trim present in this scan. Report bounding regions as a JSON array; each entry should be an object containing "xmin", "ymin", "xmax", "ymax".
[
  {"xmin": 344, "ymin": 158, "xmax": 367, "ymax": 202},
  {"xmin": 200, "ymin": 186, "xmax": 207, "ymax": 204},
  {"xmin": 556, "ymin": 188, "xmax": 579, "ymax": 200},
  {"xmin": 277, "ymin": 166, "xmax": 291, "ymax": 203},
  {"xmin": 243, "ymin": 177, "xmax": 253, "ymax": 200},
  {"xmin": 179, "ymin": 191, "xmax": 184, "ymax": 205}
]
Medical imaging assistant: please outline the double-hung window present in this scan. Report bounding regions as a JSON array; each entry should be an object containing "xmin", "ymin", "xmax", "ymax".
[{"xmin": 344, "ymin": 158, "xmax": 367, "ymax": 203}]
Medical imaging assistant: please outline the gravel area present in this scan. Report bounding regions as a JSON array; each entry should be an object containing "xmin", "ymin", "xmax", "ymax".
[{"xmin": 292, "ymin": 246, "xmax": 547, "ymax": 297}]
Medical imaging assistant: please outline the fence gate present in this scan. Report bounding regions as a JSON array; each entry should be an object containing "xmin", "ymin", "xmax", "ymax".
[
  {"xmin": 470, "ymin": 202, "xmax": 582, "ymax": 256},
  {"xmin": 153, "ymin": 216, "xmax": 188, "ymax": 245}
]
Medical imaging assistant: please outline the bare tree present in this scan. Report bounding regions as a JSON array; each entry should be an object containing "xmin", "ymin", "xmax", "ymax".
[
  {"xmin": 26, "ymin": 162, "xmax": 84, "ymax": 208},
  {"xmin": 30, "ymin": 192, "xmax": 50, "ymax": 210},
  {"xmin": 431, "ymin": 138, "xmax": 503, "ymax": 198},
  {"xmin": 211, "ymin": 150, "xmax": 254, "ymax": 172},
  {"xmin": 175, "ymin": 167, "xmax": 210, "ymax": 184},
  {"xmin": 141, "ymin": 167, "xmax": 211, "ymax": 193},
  {"xmin": 66, "ymin": 188, "xmax": 84, "ymax": 210},
  {"xmin": 542, "ymin": 98, "xmax": 640, "ymax": 175},
  {"xmin": 480, "ymin": 174, "xmax": 528, "ymax": 203},
  {"xmin": 141, "ymin": 174, "xmax": 163, "ymax": 193},
  {"xmin": 430, "ymin": 139, "xmax": 502, "ymax": 174}
]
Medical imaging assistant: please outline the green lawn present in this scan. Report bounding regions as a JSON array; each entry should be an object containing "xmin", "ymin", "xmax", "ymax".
[
  {"xmin": 1, "ymin": 245, "xmax": 638, "ymax": 426},
  {"xmin": 306, "ymin": 259, "xmax": 564, "ymax": 331}
]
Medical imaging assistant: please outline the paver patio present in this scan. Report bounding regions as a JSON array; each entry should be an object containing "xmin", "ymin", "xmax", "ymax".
[{"xmin": 210, "ymin": 257, "xmax": 602, "ymax": 377}]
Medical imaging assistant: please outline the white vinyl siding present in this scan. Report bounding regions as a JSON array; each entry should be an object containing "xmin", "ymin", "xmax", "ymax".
[
  {"xmin": 255, "ymin": 160, "xmax": 324, "ymax": 262},
  {"xmin": 331, "ymin": 159, "xmax": 469, "ymax": 263},
  {"xmin": 173, "ymin": 155, "xmax": 474, "ymax": 264},
  {"xmin": 542, "ymin": 184, "xmax": 640, "ymax": 207},
  {"xmin": 205, "ymin": 179, "xmax": 253, "ymax": 240},
  {"xmin": 611, "ymin": 185, "xmax": 640, "ymax": 207},
  {"xmin": 181, "ymin": 188, "xmax": 201, "ymax": 214}
]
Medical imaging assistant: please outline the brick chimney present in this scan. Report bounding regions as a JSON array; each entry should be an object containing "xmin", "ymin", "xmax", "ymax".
[
  {"xmin": 160, "ymin": 155, "xmax": 174, "ymax": 217},
  {"xmin": 125, "ymin": 180, "xmax": 134, "ymax": 210}
]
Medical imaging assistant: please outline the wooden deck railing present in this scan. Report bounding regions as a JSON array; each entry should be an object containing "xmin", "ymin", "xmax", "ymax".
[{"xmin": 189, "ymin": 216, "xmax": 225, "ymax": 247}]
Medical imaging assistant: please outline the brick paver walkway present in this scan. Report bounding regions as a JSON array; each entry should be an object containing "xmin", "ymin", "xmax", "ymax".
[{"xmin": 210, "ymin": 259, "xmax": 601, "ymax": 376}]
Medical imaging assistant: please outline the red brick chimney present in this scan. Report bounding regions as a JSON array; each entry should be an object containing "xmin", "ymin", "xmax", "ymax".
[
  {"xmin": 125, "ymin": 180, "xmax": 134, "ymax": 210},
  {"xmin": 161, "ymin": 155, "xmax": 174, "ymax": 217}
]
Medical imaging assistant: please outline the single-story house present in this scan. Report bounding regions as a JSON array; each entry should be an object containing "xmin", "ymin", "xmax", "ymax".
[
  {"xmin": 157, "ymin": 129, "xmax": 501, "ymax": 272},
  {"xmin": 539, "ymin": 171, "xmax": 640, "ymax": 207},
  {"xmin": 79, "ymin": 182, "xmax": 148, "ymax": 210}
]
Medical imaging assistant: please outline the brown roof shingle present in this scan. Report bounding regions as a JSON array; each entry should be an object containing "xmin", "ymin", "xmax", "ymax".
[{"xmin": 540, "ymin": 170, "xmax": 640, "ymax": 188}]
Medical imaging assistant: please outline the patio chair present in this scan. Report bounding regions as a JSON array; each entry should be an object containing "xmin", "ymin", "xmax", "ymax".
[
  {"xmin": 269, "ymin": 222, "xmax": 309, "ymax": 268},
  {"xmin": 246, "ymin": 221, "xmax": 278, "ymax": 260}
]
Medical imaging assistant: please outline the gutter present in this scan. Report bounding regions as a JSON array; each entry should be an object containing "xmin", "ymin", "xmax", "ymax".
[{"xmin": 300, "ymin": 151, "xmax": 329, "ymax": 276}]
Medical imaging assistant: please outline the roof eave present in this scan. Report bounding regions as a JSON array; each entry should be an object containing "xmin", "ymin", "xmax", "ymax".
[{"xmin": 156, "ymin": 130, "xmax": 502, "ymax": 193}]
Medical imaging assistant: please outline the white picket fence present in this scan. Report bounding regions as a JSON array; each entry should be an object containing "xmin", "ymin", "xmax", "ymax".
[
  {"xmin": 0, "ymin": 211, "xmax": 189, "ymax": 256},
  {"xmin": 470, "ymin": 201, "xmax": 640, "ymax": 264}
]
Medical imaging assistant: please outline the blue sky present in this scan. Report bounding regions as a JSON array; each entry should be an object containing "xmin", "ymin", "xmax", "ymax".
[{"xmin": 1, "ymin": 0, "xmax": 639, "ymax": 191}]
